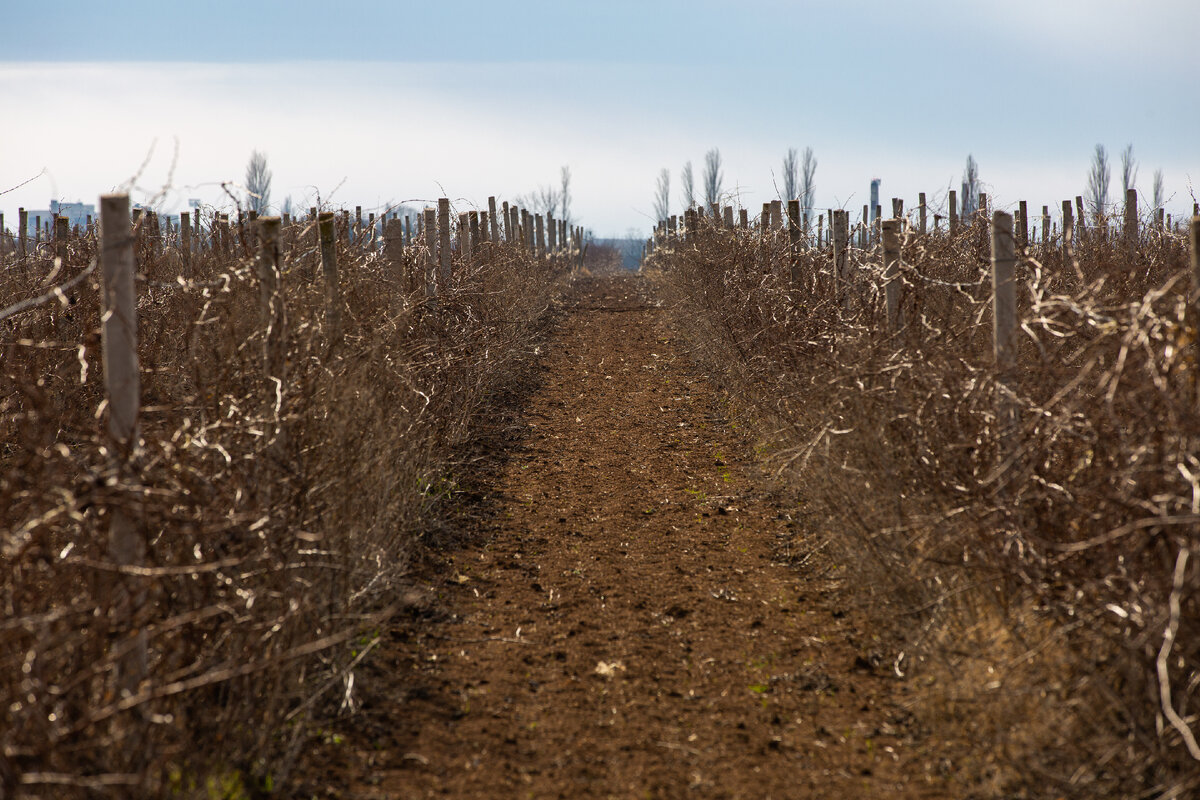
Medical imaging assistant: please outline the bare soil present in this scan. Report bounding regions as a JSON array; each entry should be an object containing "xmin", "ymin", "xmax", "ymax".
[{"xmin": 306, "ymin": 271, "xmax": 962, "ymax": 798}]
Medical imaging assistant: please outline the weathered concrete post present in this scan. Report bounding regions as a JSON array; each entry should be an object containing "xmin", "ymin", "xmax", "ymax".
[
  {"xmin": 992, "ymin": 210, "xmax": 1018, "ymax": 443},
  {"xmin": 317, "ymin": 212, "xmax": 342, "ymax": 345},
  {"xmin": 1062, "ymin": 200, "xmax": 1074, "ymax": 262},
  {"xmin": 180, "ymin": 211, "xmax": 192, "ymax": 277},
  {"xmin": 458, "ymin": 213, "xmax": 469, "ymax": 258},
  {"xmin": 469, "ymin": 211, "xmax": 481, "ymax": 257},
  {"xmin": 18, "ymin": 207, "xmax": 27, "ymax": 263},
  {"xmin": 423, "ymin": 207, "xmax": 437, "ymax": 301},
  {"xmin": 882, "ymin": 218, "xmax": 902, "ymax": 330},
  {"xmin": 99, "ymin": 193, "xmax": 146, "ymax": 698},
  {"xmin": 385, "ymin": 216, "xmax": 406, "ymax": 288},
  {"xmin": 54, "ymin": 215, "xmax": 70, "ymax": 265},
  {"xmin": 488, "ymin": 197, "xmax": 500, "ymax": 241},
  {"xmin": 949, "ymin": 190, "xmax": 958, "ymax": 235},
  {"xmin": 257, "ymin": 216, "xmax": 286, "ymax": 378},
  {"xmin": 1124, "ymin": 188, "xmax": 1138, "ymax": 258},
  {"xmin": 787, "ymin": 199, "xmax": 801, "ymax": 285},
  {"xmin": 99, "ymin": 195, "xmax": 140, "ymax": 461},
  {"xmin": 438, "ymin": 198, "xmax": 452, "ymax": 288},
  {"xmin": 833, "ymin": 210, "xmax": 849, "ymax": 306},
  {"xmin": 991, "ymin": 211, "xmax": 1017, "ymax": 369}
]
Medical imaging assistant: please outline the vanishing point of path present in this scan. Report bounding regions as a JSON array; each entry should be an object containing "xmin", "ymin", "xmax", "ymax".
[{"xmin": 330, "ymin": 271, "xmax": 956, "ymax": 798}]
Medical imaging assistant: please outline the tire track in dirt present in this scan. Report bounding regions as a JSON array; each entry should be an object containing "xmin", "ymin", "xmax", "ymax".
[{"xmin": 337, "ymin": 272, "xmax": 956, "ymax": 798}]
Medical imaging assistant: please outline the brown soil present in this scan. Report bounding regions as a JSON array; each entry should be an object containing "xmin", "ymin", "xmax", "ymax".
[{"xmin": 309, "ymin": 271, "xmax": 962, "ymax": 798}]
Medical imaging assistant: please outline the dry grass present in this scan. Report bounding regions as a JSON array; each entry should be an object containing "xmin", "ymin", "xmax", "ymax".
[
  {"xmin": 648, "ymin": 212, "xmax": 1200, "ymax": 797},
  {"xmin": 1, "ymin": 209, "xmax": 569, "ymax": 796}
]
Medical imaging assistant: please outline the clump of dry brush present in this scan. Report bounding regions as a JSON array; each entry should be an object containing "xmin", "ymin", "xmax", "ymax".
[
  {"xmin": 1, "ymin": 208, "xmax": 569, "ymax": 795},
  {"xmin": 649, "ymin": 210, "xmax": 1200, "ymax": 797}
]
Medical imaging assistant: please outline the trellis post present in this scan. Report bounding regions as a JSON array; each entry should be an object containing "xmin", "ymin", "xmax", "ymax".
[
  {"xmin": 423, "ymin": 207, "xmax": 438, "ymax": 301},
  {"xmin": 385, "ymin": 216, "xmax": 406, "ymax": 288},
  {"xmin": 99, "ymin": 193, "xmax": 146, "ymax": 695},
  {"xmin": 488, "ymin": 197, "xmax": 499, "ymax": 241},
  {"xmin": 787, "ymin": 199, "xmax": 801, "ymax": 285},
  {"xmin": 833, "ymin": 210, "xmax": 849, "ymax": 307},
  {"xmin": 180, "ymin": 211, "xmax": 192, "ymax": 277},
  {"xmin": 438, "ymin": 198, "xmax": 452, "ymax": 288},
  {"xmin": 882, "ymin": 218, "xmax": 902, "ymax": 330},
  {"xmin": 991, "ymin": 211, "xmax": 1017, "ymax": 368},
  {"xmin": 257, "ymin": 216, "xmax": 286, "ymax": 379},
  {"xmin": 317, "ymin": 212, "xmax": 342, "ymax": 345},
  {"xmin": 1124, "ymin": 188, "xmax": 1138, "ymax": 258}
]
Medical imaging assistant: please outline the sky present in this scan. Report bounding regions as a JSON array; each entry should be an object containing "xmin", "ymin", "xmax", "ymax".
[{"xmin": 2, "ymin": 0, "xmax": 1197, "ymax": 238}]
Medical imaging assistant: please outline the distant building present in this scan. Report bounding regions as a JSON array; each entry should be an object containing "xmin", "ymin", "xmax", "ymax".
[
  {"xmin": 869, "ymin": 179, "xmax": 880, "ymax": 223},
  {"xmin": 51, "ymin": 200, "xmax": 95, "ymax": 228},
  {"xmin": 18, "ymin": 200, "xmax": 96, "ymax": 236}
]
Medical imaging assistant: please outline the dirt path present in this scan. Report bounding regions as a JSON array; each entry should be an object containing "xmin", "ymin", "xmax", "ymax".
[{"xmin": 326, "ymin": 272, "xmax": 955, "ymax": 798}]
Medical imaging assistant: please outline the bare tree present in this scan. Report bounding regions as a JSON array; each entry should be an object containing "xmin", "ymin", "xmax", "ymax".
[
  {"xmin": 653, "ymin": 168, "xmax": 670, "ymax": 222},
  {"xmin": 1153, "ymin": 169, "xmax": 1164, "ymax": 211},
  {"xmin": 515, "ymin": 166, "xmax": 571, "ymax": 219},
  {"xmin": 782, "ymin": 148, "xmax": 798, "ymax": 202},
  {"xmin": 244, "ymin": 150, "xmax": 272, "ymax": 215},
  {"xmin": 1121, "ymin": 143, "xmax": 1138, "ymax": 197},
  {"xmin": 702, "ymin": 148, "xmax": 723, "ymax": 207},
  {"xmin": 538, "ymin": 185, "xmax": 561, "ymax": 217},
  {"xmin": 961, "ymin": 154, "xmax": 979, "ymax": 218},
  {"xmin": 560, "ymin": 165, "xmax": 571, "ymax": 227},
  {"xmin": 681, "ymin": 161, "xmax": 695, "ymax": 209},
  {"xmin": 515, "ymin": 185, "xmax": 560, "ymax": 217},
  {"xmin": 1086, "ymin": 144, "xmax": 1111, "ymax": 218},
  {"xmin": 799, "ymin": 146, "xmax": 817, "ymax": 216}
]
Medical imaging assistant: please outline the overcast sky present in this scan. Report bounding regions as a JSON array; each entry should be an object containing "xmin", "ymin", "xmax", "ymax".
[{"xmin": 2, "ymin": 0, "xmax": 1197, "ymax": 237}]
